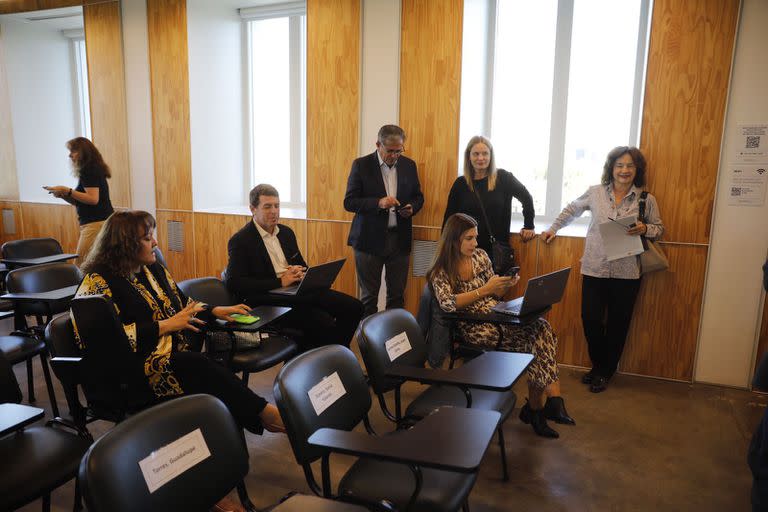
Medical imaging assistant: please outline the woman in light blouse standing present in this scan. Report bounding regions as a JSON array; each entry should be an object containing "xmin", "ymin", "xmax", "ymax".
[{"xmin": 541, "ymin": 146, "xmax": 663, "ymax": 393}]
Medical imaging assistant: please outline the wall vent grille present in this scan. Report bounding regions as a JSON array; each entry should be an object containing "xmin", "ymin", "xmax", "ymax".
[
  {"xmin": 412, "ymin": 239, "xmax": 437, "ymax": 277},
  {"xmin": 2, "ymin": 209, "xmax": 16, "ymax": 235},
  {"xmin": 166, "ymin": 221, "xmax": 184, "ymax": 252}
]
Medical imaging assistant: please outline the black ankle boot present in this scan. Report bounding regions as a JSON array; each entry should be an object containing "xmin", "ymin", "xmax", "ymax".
[
  {"xmin": 544, "ymin": 396, "xmax": 575, "ymax": 425},
  {"xmin": 519, "ymin": 400, "xmax": 559, "ymax": 438}
]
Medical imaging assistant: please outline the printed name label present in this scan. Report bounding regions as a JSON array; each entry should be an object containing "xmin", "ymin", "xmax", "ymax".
[
  {"xmin": 138, "ymin": 428, "xmax": 211, "ymax": 493},
  {"xmin": 308, "ymin": 371, "xmax": 347, "ymax": 415},
  {"xmin": 385, "ymin": 331, "xmax": 412, "ymax": 361}
]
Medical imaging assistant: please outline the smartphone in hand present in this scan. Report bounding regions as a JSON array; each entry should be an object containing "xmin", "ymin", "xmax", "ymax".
[{"xmin": 504, "ymin": 266, "xmax": 520, "ymax": 277}]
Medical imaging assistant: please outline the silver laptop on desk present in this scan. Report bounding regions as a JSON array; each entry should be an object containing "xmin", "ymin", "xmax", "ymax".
[
  {"xmin": 491, "ymin": 267, "xmax": 571, "ymax": 317},
  {"xmin": 269, "ymin": 258, "xmax": 346, "ymax": 296}
]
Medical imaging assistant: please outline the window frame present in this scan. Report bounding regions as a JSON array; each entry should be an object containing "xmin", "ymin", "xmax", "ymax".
[
  {"xmin": 65, "ymin": 30, "xmax": 91, "ymax": 139},
  {"xmin": 464, "ymin": 0, "xmax": 652, "ymax": 223},
  {"xmin": 241, "ymin": 2, "xmax": 307, "ymax": 208}
]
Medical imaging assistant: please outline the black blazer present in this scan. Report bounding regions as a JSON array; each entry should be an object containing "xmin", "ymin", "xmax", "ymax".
[
  {"xmin": 223, "ymin": 221, "xmax": 307, "ymax": 304},
  {"xmin": 343, "ymin": 151, "xmax": 424, "ymax": 256}
]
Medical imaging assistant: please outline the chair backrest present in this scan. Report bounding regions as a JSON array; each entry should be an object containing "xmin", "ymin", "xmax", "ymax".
[
  {"xmin": 0, "ymin": 352, "xmax": 22, "ymax": 404},
  {"xmin": 79, "ymin": 394, "xmax": 249, "ymax": 512},
  {"xmin": 5, "ymin": 262, "xmax": 83, "ymax": 317},
  {"xmin": 177, "ymin": 277, "xmax": 237, "ymax": 306},
  {"xmin": 1, "ymin": 237, "xmax": 63, "ymax": 260},
  {"xmin": 417, "ymin": 283, "xmax": 453, "ymax": 368},
  {"xmin": 273, "ymin": 345, "xmax": 371, "ymax": 466},
  {"xmin": 356, "ymin": 309, "xmax": 428, "ymax": 395},
  {"xmin": 69, "ymin": 295, "xmax": 153, "ymax": 414},
  {"xmin": 44, "ymin": 313, "xmax": 88, "ymax": 425}
]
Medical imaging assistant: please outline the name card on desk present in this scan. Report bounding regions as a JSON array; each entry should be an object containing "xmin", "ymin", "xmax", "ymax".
[
  {"xmin": 308, "ymin": 372, "xmax": 346, "ymax": 415},
  {"xmin": 385, "ymin": 331, "xmax": 412, "ymax": 361},
  {"xmin": 138, "ymin": 428, "xmax": 211, "ymax": 493}
]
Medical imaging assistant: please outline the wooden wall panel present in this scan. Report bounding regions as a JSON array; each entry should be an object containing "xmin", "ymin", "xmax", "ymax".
[
  {"xmin": 621, "ymin": 244, "xmax": 708, "ymax": 380},
  {"xmin": 147, "ymin": 0, "xmax": 192, "ymax": 211},
  {"xmin": 639, "ymin": 0, "xmax": 739, "ymax": 244},
  {"xmin": 306, "ymin": 221, "xmax": 356, "ymax": 297},
  {"xmin": 155, "ymin": 210, "xmax": 195, "ymax": 281},
  {"xmin": 399, "ymin": 0, "xmax": 463, "ymax": 228},
  {"xmin": 537, "ymin": 236, "xmax": 590, "ymax": 368},
  {"xmin": 0, "ymin": 36, "xmax": 19, "ymax": 201},
  {"xmin": 306, "ymin": 0, "xmax": 359, "ymax": 221},
  {"xmin": 0, "ymin": 0, "xmax": 80, "ymax": 14},
  {"xmin": 0, "ymin": 201, "xmax": 23, "ymax": 246},
  {"xmin": 83, "ymin": 1, "xmax": 131, "ymax": 208},
  {"xmin": 20, "ymin": 203, "xmax": 79, "ymax": 253}
]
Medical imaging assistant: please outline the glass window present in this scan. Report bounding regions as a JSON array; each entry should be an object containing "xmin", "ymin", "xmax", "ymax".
[
  {"xmin": 246, "ymin": 10, "xmax": 306, "ymax": 207},
  {"xmin": 459, "ymin": 0, "xmax": 651, "ymax": 220},
  {"xmin": 73, "ymin": 38, "xmax": 91, "ymax": 139}
]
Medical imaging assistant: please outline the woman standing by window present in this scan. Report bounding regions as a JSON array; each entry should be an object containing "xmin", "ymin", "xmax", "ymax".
[
  {"xmin": 44, "ymin": 137, "xmax": 114, "ymax": 266},
  {"xmin": 541, "ymin": 146, "xmax": 664, "ymax": 393}
]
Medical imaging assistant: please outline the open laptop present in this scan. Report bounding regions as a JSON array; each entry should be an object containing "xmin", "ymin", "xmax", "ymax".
[
  {"xmin": 491, "ymin": 267, "xmax": 571, "ymax": 317},
  {"xmin": 269, "ymin": 258, "xmax": 346, "ymax": 296}
]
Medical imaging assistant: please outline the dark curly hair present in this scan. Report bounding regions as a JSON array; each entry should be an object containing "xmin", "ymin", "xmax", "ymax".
[
  {"xmin": 81, "ymin": 211, "xmax": 156, "ymax": 277},
  {"xmin": 600, "ymin": 146, "xmax": 646, "ymax": 187},
  {"xmin": 66, "ymin": 137, "xmax": 111, "ymax": 179}
]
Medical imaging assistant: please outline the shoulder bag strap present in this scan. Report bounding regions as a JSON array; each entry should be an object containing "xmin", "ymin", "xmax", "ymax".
[
  {"xmin": 473, "ymin": 187, "xmax": 497, "ymax": 244},
  {"xmin": 637, "ymin": 190, "xmax": 648, "ymax": 223}
]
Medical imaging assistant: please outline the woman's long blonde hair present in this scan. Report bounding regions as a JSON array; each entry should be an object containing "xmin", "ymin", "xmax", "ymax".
[
  {"xmin": 427, "ymin": 213, "xmax": 478, "ymax": 289},
  {"xmin": 462, "ymin": 135, "xmax": 497, "ymax": 192}
]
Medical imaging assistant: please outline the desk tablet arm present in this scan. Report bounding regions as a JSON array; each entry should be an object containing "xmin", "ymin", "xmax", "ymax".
[{"xmin": 385, "ymin": 365, "xmax": 475, "ymax": 407}]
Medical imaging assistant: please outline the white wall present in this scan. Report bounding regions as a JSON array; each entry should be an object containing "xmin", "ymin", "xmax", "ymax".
[
  {"xmin": 695, "ymin": 0, "xmax": 768, "ymax": 387},
  {"xmin": 1, "ymin": 17, "xmax": 78, "ymax": 203},
  {"xmin": 187, "ymin": 0, "xmax": 247, "ymax": 210},
  {"xmin": 121, "ymin": 0, "xmax": 156, "ymax": 216}
]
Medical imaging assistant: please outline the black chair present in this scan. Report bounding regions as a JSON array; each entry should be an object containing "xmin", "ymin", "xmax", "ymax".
[
  {"xmin": 153, "ymin": 246, "xmax": 168, "ymax": 270},
  {"xmin": 357, "ymin": 309, "xmax": 525, "ymax": 481},
  {"xmin": 45, "ymin": 296, "xmax": 154, "ymax": 431},
  {"xmin": 0, "ymin": 352, "xmax": 91, "ymax": 512},
  {"xmin": 274, "ymin": 345, "xmax": 501, "ymax": 512},
  {"xmin": 0, "ymin": 330, "xmax": 60, "ymax": 418},
  {"xmin": 2, "ymin": 237, "xmax": 63, "ymax": 269},
  {"xmin": 5, "ymin": 262, "xmax": 82, "ymax": 330},
  {"xmin": 78, "ymin": 393, "xmax": 367, "ymax": 512},
  {"xmin": 178, "ymin": 277, "xmax": 299, "ymax": 385}
]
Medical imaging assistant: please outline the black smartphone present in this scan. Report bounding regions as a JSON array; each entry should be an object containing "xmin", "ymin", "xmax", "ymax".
[{"xmin": 504, "ymin": 266, "xmax": 520, "ymax": 277}]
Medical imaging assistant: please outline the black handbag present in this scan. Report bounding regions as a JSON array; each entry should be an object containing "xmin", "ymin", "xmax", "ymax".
[{"xmin": 473, "ymin": 188, "xmax": 515, "ymax": 275}]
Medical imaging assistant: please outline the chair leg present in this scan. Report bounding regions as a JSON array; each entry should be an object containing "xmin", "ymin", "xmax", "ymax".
[
  {"xmin": 43, "ymin": 493, "xmax": 51, "ymax": 512},
  {"xmin": 462, "ymin": 501, "xmax": 471, "ymax": 512},
  {"xmin": 73, "ymin": 475, "xmax": 83, "ymax": 512},
  {"xmin": 26, "ymin": 357, "xmax": 36, "ymax": 402},
  {"xmin": 241, "ymin": 371, "xmax": 250, "ymax": 386},
  {"xmin": 40, "ymin": 352, "xmax": 60, "ymax": 418},
  {"xmin": 497, "ymin": 425, "xmax": 509, "ymax": 481}
]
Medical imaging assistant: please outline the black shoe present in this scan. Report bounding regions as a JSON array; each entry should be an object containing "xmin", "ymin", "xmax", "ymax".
[
  {"xmin": 544, "ymin": 396, "xmax": 575, "ymax": 425},
  {"xmin": 589, "ymin": 375, "xmax": 608, "ymax": 393},
  {"xmin": 581, "ymin": 370, "xmax": 595, "ymax": 384},
  {"xmin": 519, "ymin": 400, "xmax": 559, "ymax": 438}
]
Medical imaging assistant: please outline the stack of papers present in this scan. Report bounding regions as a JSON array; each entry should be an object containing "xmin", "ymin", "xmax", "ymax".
[{"xmin": 598, "ymin": 216, "xmax": 644, "ymax": 261}]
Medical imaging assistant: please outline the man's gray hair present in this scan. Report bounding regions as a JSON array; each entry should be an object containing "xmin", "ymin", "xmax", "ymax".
[
  {"xmin": 377, "ymin": 124, "xmax": 406, "ymax": 145},
  {"xmin": 249, "ymin": 183, "xmax": 279, "ymax": 207}
]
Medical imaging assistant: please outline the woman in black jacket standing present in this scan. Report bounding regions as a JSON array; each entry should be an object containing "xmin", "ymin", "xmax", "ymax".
[{"xmin": 443, "ymin": 136, "xmax": 536, "ymax": 270}]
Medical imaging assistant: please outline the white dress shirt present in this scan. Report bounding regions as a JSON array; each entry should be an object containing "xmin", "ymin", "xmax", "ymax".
[
  {"xmin": 254, "ymin": 220, "xmax": 290, "ymax": 277},
  {"xmin": 377, "ymin": 151, "xmax": 398, "ymax": 228}
]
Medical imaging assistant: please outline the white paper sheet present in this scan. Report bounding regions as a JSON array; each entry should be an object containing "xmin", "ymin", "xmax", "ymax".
[{"xmin": 598, "ymin": 215, "xmax": 644, "ymax": 261}]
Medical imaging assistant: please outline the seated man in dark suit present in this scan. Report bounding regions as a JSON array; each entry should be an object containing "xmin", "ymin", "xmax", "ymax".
[{"xmin": 224, "ymin": 184, "xmax": 363, "ymax": 350}]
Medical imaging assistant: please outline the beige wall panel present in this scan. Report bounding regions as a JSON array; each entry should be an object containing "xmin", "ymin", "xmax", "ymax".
[
  {"xmin": 0, "ymin": 201, "xmax": 24, "ymax": 245},
  {"xmin": 146, "ymin": 0, "xmax": 192, "ymax": 211},
  {"xmin": 399, "ymin": 0, "xmax": 463, "ymax": 228},
  {"xmin": 20, "ymin": 203, "xmax": 79, "ymax": 253},
  {"xmin": 306, "ymin": 221, "xmax": 356, "ymax": 297},
  {"xmin": 193, "ymin": 213, "xmax": 308, "ymax": 280},
  {"xmin": 537, "ymin": 236, "xmax": 590, "ymax": 367},
  {"xmin": 83, "ymin": 1, "xmax": 131, "ymax": 208},
  {"xmin": 639, "ymin": 0, "xmax": 739, "ymax": 244},
  {"xmin": 621, "ymin": 244, "xmax": 707, "ymax": 381},
  {"xmin": 306, "ymin": 0, "xmax": 359, "ymax": 221},
  {"xmin": 0, "ymin": 38, "xmax": 19, "ymax": 201},
  {"xmin": 403, "ymin": 226, "xmax": 440, "ymax": 314},
  {"xmin": 155, "ymin": 210, "xmax": 195, "ymax": 281}
]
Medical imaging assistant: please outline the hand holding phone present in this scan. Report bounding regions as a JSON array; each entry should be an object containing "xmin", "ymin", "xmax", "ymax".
[{"xmin": 504, "ymin": 266, "xmax": 520, "ymax": 277}]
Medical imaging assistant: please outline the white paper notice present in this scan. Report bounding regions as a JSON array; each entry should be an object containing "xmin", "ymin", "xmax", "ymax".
[
  {"xmin": 598, "ymin": 216, "xmax": 644, "ymax": 261},
  {"xmin": 385, "ymin": 331, "xmax": 412, "ymax": 361},
  {"xmin": 734, "ymin": 124, "xmax": 768, "ymax": 163},
  {"xmin": 308, "ymin": 371, "xmax": 347, "ymax": 415},
  {"xmin": 138, "ymin": 428, "xmax": 211, "ymax": 493},
  {"xmin": 728, "ymin": 165, "xmax": 768, "ymax": 206}
]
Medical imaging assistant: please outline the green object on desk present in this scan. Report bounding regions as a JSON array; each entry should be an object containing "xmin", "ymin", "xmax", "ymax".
[{"xmin": 231, "ymin": 313, "xmax": 260, "ymax": 324}]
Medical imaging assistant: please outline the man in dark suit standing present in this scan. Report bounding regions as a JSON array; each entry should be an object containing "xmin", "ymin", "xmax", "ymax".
[
  {"xmin": 224, "ymin": 184, "xmax": 363, "ymax": 349},
  {"xmin": 344, "ymin": 125, "xmax": 424, "ymax": 317}
]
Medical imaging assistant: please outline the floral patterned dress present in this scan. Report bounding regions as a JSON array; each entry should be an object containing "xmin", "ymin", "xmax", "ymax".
[{"xmin": 431, "ymin": 249, "xmax": 559, "ymax": 389}]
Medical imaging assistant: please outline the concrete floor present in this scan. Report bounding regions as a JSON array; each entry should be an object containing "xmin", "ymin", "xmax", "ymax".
[{"xmin": 5, "ymin": 317, "xmax": 762, "ymax": 511}]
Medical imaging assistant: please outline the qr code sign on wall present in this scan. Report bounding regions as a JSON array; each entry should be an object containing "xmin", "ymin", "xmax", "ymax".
[{"xmin": 746, "ymin": 136, "xmax": 760, "ymax": 149}]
